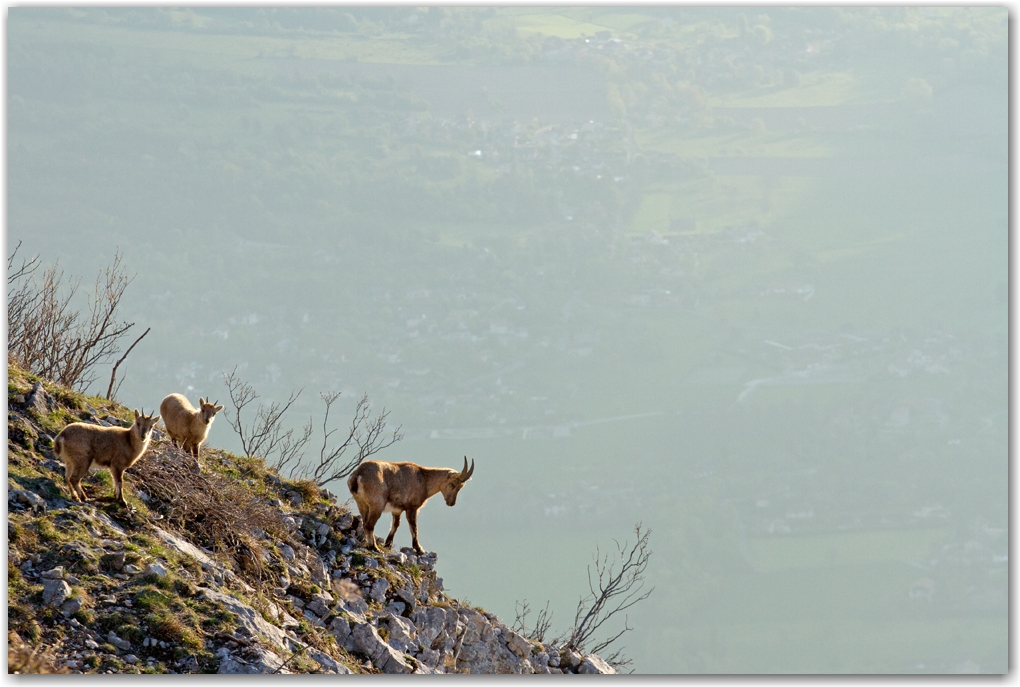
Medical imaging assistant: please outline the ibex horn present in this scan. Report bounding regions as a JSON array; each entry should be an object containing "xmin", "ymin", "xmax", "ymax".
[{"xmin": 461, "ymin": 456, "xmax": 475, "ymax": 479}]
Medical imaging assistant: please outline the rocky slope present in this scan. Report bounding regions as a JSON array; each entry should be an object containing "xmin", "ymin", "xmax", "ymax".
[{"xmin": 7, "ymin": 363, "xmax": 615, "ymax": 674}]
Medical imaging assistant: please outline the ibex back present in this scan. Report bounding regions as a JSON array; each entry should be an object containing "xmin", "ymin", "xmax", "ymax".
[
  {"xmin": 347, "ymin": 456, "xmax": 475, "ymax": 554},
  {"xmin": 53, "ymin": 409, "xmax": 160, "ymax": 506}
]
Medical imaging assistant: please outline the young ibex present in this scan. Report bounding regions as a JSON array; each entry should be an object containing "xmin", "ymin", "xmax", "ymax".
[
  {"xmin": 347, "ymin": 456, "xmax": 475, "ymax": 555},
  {"xmin": 159, "ymin": 393, "xmax": 223, "ymax": 457},
  {"xmin": 53, "ymin": 409, "xmax": 160, "ymax": 506}
]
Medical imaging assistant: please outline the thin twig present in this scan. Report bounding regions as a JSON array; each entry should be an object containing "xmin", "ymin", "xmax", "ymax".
[{"xmin": 106, "ymin": 327, "xmax": 150, "ymax": 400}]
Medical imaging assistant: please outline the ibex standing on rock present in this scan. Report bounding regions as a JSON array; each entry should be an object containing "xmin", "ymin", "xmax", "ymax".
[
  {"xmin": 347, "ymin": 457, "xmax": 475, "ymax": 554},
  {"xmin": 54, "ymin": 409, "xmax": 160, "ymax": 506},
  {"xmin": 159, "ymin": 393, "xmax": 223, "ymax": 458}
]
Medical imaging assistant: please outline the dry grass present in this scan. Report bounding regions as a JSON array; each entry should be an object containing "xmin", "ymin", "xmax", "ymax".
[
  {"xmin": 132, "ymin": 442, "xmax": 293, "ymax": 579},
  {"xmin": 7, "ymin": 632, "xmax": 68, "ymax": 674}
]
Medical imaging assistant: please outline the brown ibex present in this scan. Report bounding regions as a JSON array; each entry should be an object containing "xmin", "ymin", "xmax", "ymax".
[
  {"xmin": 347, "ymin": 456, "xmax": 475, "ymax": 554},
  {"xmin": 159, "ymin": 393, "xmax": 223, "ymax": 457},
  {"xmin": 53, "ymin": 409, "xmax": 160, "ymax": 506}
]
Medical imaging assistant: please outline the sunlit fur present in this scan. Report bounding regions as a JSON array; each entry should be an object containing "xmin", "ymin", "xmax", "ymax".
[
  {"xmin": 347, "ymin": 456, "xmax": 475, "ymax": 554},
  {"xmin": 54, "ymin": 409, "xmax": 160, "ymax": 505},
  {"xmin": 159, "ymin": 393, "xmax": 224, "ymax": 458}
]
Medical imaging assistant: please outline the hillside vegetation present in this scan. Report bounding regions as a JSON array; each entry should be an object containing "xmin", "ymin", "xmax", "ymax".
[{"xmin": 7, "ymin": 361, "xmax": 615, "ymax": 674}]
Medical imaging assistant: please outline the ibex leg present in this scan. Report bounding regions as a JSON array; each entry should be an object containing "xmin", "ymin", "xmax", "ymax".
[
  {"xmin": 406, "ymin": 508, "xmax": 424, "ymax": 555},
  {"xmin": 111, "ymin": 466, "xmax": 127, "ymax": 505},
  {"xmin": 384, "ymin": 512, "xmax": 402, "ymax": 549}
]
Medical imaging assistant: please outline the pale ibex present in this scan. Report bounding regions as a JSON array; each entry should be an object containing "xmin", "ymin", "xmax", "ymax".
[
  {"xmin": 347, "ymin": 456, "xmax": 475, "ymax": 554},
  {"xmin": 53, "ymin": 409, "xmax": 160, "ymax": 506},
  {"xmin": 159, "ymin": 393, "xmax": 223, "ymax": 457}
]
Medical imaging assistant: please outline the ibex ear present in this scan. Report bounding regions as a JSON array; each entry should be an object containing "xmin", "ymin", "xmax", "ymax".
[
  {"xmin": 151, "ymin": 414, "xmax": 161, "ymax": 423},
  {"xmin": 199, "ymin": 397, "xmax": 205, "ymax": 406},
  {"xmin": 133, "ymin": 409, "xmax": 141, "ymax": 420},
  {"xmin": 214, "ymin": 404, "xmax": 224, "ymax": 412}
]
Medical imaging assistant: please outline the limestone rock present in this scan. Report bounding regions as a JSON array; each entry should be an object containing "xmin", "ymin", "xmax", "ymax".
[
  {"xmin": 579, "ymin": 654, "xmax": 616, "ymax": 674},
  {"xmin": 199, "ymin": 587, "xmax": 295, "ymax": 653},
  {"xmin": 60, "ymin": 597, "xmax": 83, "ymax": 617},
  {"xmin": 107, "ymin": 632, "xmax": 132, "ymax": 651},
  {"xmin": 383, "ymin": 612, "xmax": 417, "ymax": 653},
  {"xmin": 351, "ymin": 622, "xmax": 413, "ymax": 674},
  {"xmin": 502, "ymin": 628, "xmax": 533, "ymax": 659},
  {"xmin": 368, "ymin": 577, "xmax": 389, "ymax": 603},
  {"xmin": 218, "ymin": 646, "xmax": 290, "ymax": 674},
  {"xmin": 43, "ymin": 579, "xmax": 72, "ymax": 607}
]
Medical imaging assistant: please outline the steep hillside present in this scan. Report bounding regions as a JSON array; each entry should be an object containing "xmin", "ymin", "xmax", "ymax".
[{"xmin": 7, "ymin": 363, "xmax": 615, "ymax": 674}]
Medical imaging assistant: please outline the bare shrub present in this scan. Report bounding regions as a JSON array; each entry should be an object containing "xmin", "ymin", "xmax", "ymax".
[
  {"xmin": 7, "ymin": 245, "xmax": 139, "ymax": 392},
  {"xmin": 512, "ymin": 600, "xmax": 555, "ymax": 643},
  {"xmin": 295, "ymin": 390, "xmax": 403, "ymax": 487},
  {"xmin": 132, "ymin": 442, "xmax": 292, "ymax": 581},
  {"xmin": 222, "ymin": 367, "xmax": 313, "ymax": 468},
  {"xmin": 564, "ymin": 523, "xmax": 653, "ymax": 671},
  {"xmin": 221, "ymin": 369, "xmax": 402, "ymax": 488},
  {"xmin": 7, "ymin": 631, "xmax": 68, "ymax": 674}
]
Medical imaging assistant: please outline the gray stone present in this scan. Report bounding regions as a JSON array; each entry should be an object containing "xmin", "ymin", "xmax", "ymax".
[
  {"xmin": 351, "ymin": 622, "xmax": 413, "ymax": 674},
  {"xmin": 26, "ymin": 382, "xmax": 50, "ymax": 416},
  {"xmin": 306, "ymin": 648, "xmax": 353, "ymax": 674},
  {"xmin": 178, "ymin": 656, "xmax": 200, "ymax": 672},
  {"xmin": 316, "ymin": 523, "xmax": 331, "ymax": 537},
  {"xmin": 9, "ymin": 489, "xmax": 46, "ymax": 513},
  {"xmin": 394, "ymin": 585, "xmax": 418, "ymax": 612},
  {"xmin": 329, "ymin": 617, "xmax": 352, "ymax": 645},
  {"xmin": 306, "ymin": 597, "xmax": 329, "ymax": 617},
  {"xmin": 383, "ymin": 612, "xmax": 417, "ymax": 653},
  {"xmin": 143, "ymin": 562, "xmax": 169, "ymax": 578},
  {"xmin": 218, "ymin": 646, "xmax": 291, "ymax": 674},
  {"xmin": 107, "ymin": 632, "xmax": 132, "ymax": 651},
  {"xmin": 279, "ymin": 544, "xmax": 296, "ymax": 561},
  {"xmin": 123, "ymin": 654, "xmax": 139, "ymax": 665},
  {"xmin": 41, "ymin": 566, "xmax": 65, "ymax": 580},
  {"xmin": 579, "ymin": 654, "xmax": 616, "ymax": 674},
  {"xmin": 338, "ymin": 595, "xmax": 369, "ymax": 623},
  {"xmin": 310, "ymin": 556, "xmax": 330, "ymax": 587},
  {"xmin": 60, "ymin": 597, "xmax": 83, "ymax": 617},
  {"xmin": 101, "ymin": 551, "xmax": 126, "ymax": 571},
  {"xmin": 122, "ymin": 563, "xmax": 142, "ymax": 574},
  {"xmin": 561, "ymin": 648, "xmax": 582, "ymax": 668},
  {"xmin": 385, "ymin": 601, "xmax": 406, "ymax": 617},
  {"xmin": 43, "ymin": 579, "xmax": 72, "ymax": 607},
  {"xmin": 387, "ymin": 551, "xmax": 407, "ymax": 566},
  {"xmin": 368, "ymin": 577, "xmax": 390, "ymax": 603},
  {"xmin": 335, "ymin": 512, "xmax": 354, "ymax": 531},
  {"xmin": 502, "ymin": 628, "xmax": 533, "ymax": 659},
  {"xmin": 199, "ymin": 587, "xmax": 296, "ymax": 653}
]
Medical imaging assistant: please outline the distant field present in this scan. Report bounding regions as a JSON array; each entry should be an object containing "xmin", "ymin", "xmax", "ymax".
[
  {"xmin": 708, "ymin": 71, "xmax": 872, "ymax": 109},
  {"xmin": 505, "ymin": 7, "xmax": 653, "ymax": 39}
]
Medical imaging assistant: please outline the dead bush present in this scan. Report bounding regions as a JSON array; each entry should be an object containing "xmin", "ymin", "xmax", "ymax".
[
  {"xmin": 7, "ymin": 243, "xmax": 141, "ymax": 393},
  {"xmin": 132, "ymin": 443, "xmax": 293, "ymax": 568},
  {"xmin": 7, "ymin": 631, "xmax": 68, "ymax": 674}
]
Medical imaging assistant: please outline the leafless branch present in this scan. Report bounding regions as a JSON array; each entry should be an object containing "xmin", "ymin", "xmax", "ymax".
[
  {"xmin": 565, "ymin": 523, "xmax": 653, "ymax": 669},
  {"xmin": 221, "ymin": 367, "xmax": 313, "ymax": 469},
  {"xmin": 7, "ymin": 240, "xmax": 40, "ymax": 285},
  {"xmin": 8, "ymin": 247, "xmax": 136, "ymax": 391},
  {"xmin": 299, "ymin": 391, "xmax": 403, "ymax": 487},
  {"xmin": 106, "ymin": 326, "xmax": 150, "ymax": 400},
  {"xmin": 513, "ymin": 600, "xmax": 556, "ymax": 644}
]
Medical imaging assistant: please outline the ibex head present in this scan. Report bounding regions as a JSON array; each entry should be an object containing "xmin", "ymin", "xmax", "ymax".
[
  {"xmin": 440, "ymin": 456, "xmax": 475, "ymax": 506},
  {"xmin": 132, "ymin": 409, "xmax": 160, "ymax": 440},
  {"xmin": 198, "ymin": 398, "xmax": 225, "ymax": 424}
]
